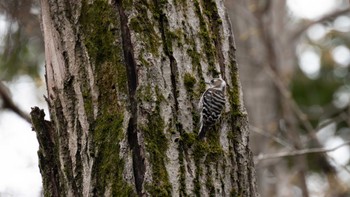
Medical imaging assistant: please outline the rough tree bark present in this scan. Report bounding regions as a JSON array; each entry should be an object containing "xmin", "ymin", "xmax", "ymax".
[
  {"xmin": 225, "ymin": 1, "xmax": 295, "ymax": 196},
  {"xmin": 31, "ymin": 0, "xmax": 258, "ymax": 196}
]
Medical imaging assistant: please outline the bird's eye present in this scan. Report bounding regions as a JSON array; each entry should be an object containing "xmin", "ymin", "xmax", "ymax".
[{"xmin": 211, "ymin": 79, "xmax": 215, "ymax": 83}]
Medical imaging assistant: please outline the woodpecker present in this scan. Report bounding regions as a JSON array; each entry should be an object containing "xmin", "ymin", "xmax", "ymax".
[{"xmin": 198, "ymin": 78, "xmax": 226, "ymax": 139}]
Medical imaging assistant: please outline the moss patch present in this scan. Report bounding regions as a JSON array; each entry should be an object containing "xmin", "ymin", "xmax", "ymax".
[
  {"xmin": 79, "ymin": 0, "xmax": 134, "ymax": 195},
  {"xmin": 122, "ymin": 0, "xmax": 134, "ymax": 11},
  {"xmin": 186, "ymin": 45, "xmax": 206, "ymax": 100},
  {"xmin": 136, "ymin": 84, "xmax": 153, "ymax": 102},
  {"xmin": 228, "ymin": 60, "xmax": 242, "ymax": 117},
  {"xmin": 92, "ymin": 114, "xmax": 135, "ymax": 196},
  {"xmin": 141, "ymin": 85, "xmax": 171, "ymax": 195},
  {"xmin": 193, "ymin": 0, "xmax": 219, "ymax": 77},
  {"xmin": 186, "ymin": 47, "xmax": 205, "ymax": 132},
  {"xmin": 178, "ymin": 149, "xmax": 187, "ymax": 196},
  {"xmin": 80, "ymin": 0, "xmax": 127, "ymax": 95},
  {"xmin": 184, "ymin": 73, "xmax": 196, "ymax": 94},
  {"xmin": 142, "ymin": 110, "xmax": 172, "ymax": 195},
  {"xmin": 129, "ymin": 3, "xmax": 161, "ymax": 56},
  {"xmin": 227, "ymin": 50, "xmax": 246, "ymax": 197},
  {"xmin": 191, "ymin": 124, "xmax": 224, "ymax": 196}
]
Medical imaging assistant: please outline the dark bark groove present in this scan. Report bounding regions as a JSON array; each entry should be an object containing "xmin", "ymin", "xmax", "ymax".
[
  {"xmin": 114, "ymin": 1, "xmax": 145, "ymax": 196},
  {"xmin": 155, "ymin": 0, "xmax": 182, "ymax": 133}
]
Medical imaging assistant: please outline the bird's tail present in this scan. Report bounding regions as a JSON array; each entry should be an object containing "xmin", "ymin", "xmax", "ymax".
[{"xmin": 198, "ymin": 125, "xmax": 207, "ymax": 139}]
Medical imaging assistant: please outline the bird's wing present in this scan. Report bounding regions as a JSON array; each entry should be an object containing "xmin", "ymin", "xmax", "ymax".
[{"xmin": 198, "ymin": 88, "xmax": 210, "ymax": 110}]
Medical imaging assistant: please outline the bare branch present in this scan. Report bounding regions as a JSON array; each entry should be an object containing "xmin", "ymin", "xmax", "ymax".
[
  {"xmin": 250, "ymin": 125, "xmax": 293, "ymax": 149},
  {"xmin": 263, "ymin": 62, "xmax": 316, "ymax": 136},
  {"xmin": 292, "ymin": 8, "xmax": 350, "ymax": 41},
  {"xmin": 0, "ymin": 81, "xmax": 31, "ymax": 123},
  {"xmin": 255, "ymin": 141, "xmax": 350, "ymax": 162}
]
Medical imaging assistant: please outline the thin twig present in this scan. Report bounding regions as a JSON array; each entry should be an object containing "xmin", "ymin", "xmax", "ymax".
[
  {"xmin": 263, "ymin": 63, "xmax": 317, "ymax": 137},
  {"xmin": 255, "ymin": 140, "xmax": 350, "ymax": 162},
  {"xmin": 250, "ymin": 125, "xmax": 293, "ymax": 149},
  {"xmin": 292, "ymin": 8, "xmax": 350, "ymax": 41},
  {"xmin": 0, "ymin": 81, "xmax": 31, "ymax": 123}
]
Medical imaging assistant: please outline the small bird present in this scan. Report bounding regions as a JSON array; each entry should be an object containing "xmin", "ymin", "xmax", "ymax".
[{"xmin": 198, "ymin": 78, "xmax": 226, "ymax": 139}]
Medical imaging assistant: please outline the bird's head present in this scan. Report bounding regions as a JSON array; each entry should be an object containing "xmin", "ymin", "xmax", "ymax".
[{"xmin": 207, "ymin": 78, "xmax": 226, "ymax": 91}]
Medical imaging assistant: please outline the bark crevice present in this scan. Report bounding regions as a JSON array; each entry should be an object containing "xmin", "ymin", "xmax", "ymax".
[
  {"xmin": 202, "ymin": 0, "xmax": 226, "ymax": 77},
  {"xmin": 115, "ymin": 1, "xmax": 145, "ymax": 196},
  {"xmin": 155, "ymin": 1, "xmax": 181, "ymax": 132}
]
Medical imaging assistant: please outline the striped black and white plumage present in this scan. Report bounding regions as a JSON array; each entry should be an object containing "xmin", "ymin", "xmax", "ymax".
[{"xmin": 198, "ymin": 78, "xmax": 226, "ymax": 139}]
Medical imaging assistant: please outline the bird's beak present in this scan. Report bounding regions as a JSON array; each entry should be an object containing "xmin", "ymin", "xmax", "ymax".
[{"xmin": 205, "ymin": 81, "xmax": 210, "ymax": 85}]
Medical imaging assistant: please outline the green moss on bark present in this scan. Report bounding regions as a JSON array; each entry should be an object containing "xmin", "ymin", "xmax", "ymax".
[
  {"xmin": 193, "ymin": 0, "xmax": 218, "ymax": 76},
  {"xmin": 129, "ymin": 4, "xmax": 161, "ymax": 56},
  {"xmin": 79, "ymin": 0, "xmax": 134, "ymax": 195},
  {"xmin": 184, "ymin": 73, "xmax": 196, "ymax": 94},
  {"xmin": 186, "ymin": 45, "xmax": 206, "ymax": 100},
  {"xmin": 205, "ymin": 167, "xmax": 215, "ymax": 196},
  {"xmin": 173, "ymin": 0, "xmax": 187, "ymax": 7},
  {"xmin": 80, "ymin": 0, "xmax": 127, "ymax": 95},
  {"xmin": 122, "ymin": 0, "xmax": 134, "ymax": 11},
  {"xmin": 228, "ymin": 60, "xmax": 243, "ymax": 117},
  {"xmin": 227, "ymin": 55, "xmax": 246, "ymax": 197},
  {"xmin": 92, "ymin": 114, "xmax": 135, "ymax": 196},
  {"xmin": 178, "ymin": 147, "xmax": 187, "ymax": 196},
  {"xmin": 142, "ymin": 87, "xmax": 171, "ymax": 196},
  {"xmin": 184, "ymin": 45, "xmax": 204, "ymax": 134},
  {"xmin": 191, "ymin": 121, "xmax": 224, "ymax": 196}
]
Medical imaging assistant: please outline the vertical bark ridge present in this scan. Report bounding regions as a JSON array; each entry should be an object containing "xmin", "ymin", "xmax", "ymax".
[
  {"xmin": 126, "ymin": 1, "xmax": 175, "ymax": 195},
  {"xmin": 201, "ymin": 0, "xmax": 226, "ymax": 77},
  {"xmin": 114, "ymin": 1, "xmax": 145, "ymax": 196},
  {"xmin": 155, "ymin": 0, "xmax": 180, "ymax": 121},
  {"xmin": 41, "ymin": 0, "xmax": 85, "ymax": 195},
  {"xmin": 193, "ymin": 0, "xmax": 219, "ymax": 77},
  {"xmin": 143, "ymin": 1, "xmax": 178, "ymax": 195},
  {"xmin": 78, "ymin": 1, "xmax": 136, "ymax": 196},
  {"xmin": 30, "ymin": 107, "xmax": 60, "ymax": 197},
  {"xmin": 158, "ymin": 2, "xmax": 199, "ymax": 195}
]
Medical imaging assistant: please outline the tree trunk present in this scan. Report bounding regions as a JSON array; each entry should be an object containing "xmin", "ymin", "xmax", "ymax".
[
  {"xmin": 31, "ymin": 0, "xmax": 258, "ymax": 196},
  {"xmin": 225, "ymin": 1, "xmax": 295, "ymax": 196}
]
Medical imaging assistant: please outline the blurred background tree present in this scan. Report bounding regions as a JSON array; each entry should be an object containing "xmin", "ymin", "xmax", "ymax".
[
  {"xmin": 0, "ymin": 0, "xmax": 44, "ymax": 196},
  {"xmin": 0, "ymin": 0, "xmax": 43, "ymax": 81},
  {"xmin": 0, "ymin": 0, "xmax": 350, "ymax": 196},
  {"xmin": 0, "ymin": 0, "xmax": 44, "ymax": 121},
  {"xmin": 226, "ymin": 0, "xmax": 350, "ymax": 197}
]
